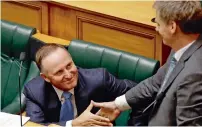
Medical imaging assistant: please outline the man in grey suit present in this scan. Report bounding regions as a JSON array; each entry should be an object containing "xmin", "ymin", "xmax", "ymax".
[{"xmin": 93, "ymin": 1, "xmax": 202, "ymax": 126}]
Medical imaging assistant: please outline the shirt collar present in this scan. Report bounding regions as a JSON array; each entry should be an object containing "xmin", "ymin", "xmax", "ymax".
[
  {"xmin": 174, "ymin": 40, "xmax": 195, "ymax": 61},
  {"xmin": 52, "ymin": 86, "xmax": 74, "ymax": 101}
]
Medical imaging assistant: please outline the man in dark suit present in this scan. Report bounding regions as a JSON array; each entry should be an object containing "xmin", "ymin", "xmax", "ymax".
[
  {"xmin": 23, "ymin": 43, "xmax": 136, "ymax": 126},
  {"xmin": 93, "ymin": 1, "xmax": 202, "ymax": 126}
]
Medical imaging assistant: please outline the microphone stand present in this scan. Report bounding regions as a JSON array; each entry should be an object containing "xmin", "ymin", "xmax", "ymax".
[
  {"xmin": 19, "ymin": 52, "xmax": 26, "ymax": 127},
  {"xmin": 19, "ymin": 60, "xmax": 23, "ymax": 127}
]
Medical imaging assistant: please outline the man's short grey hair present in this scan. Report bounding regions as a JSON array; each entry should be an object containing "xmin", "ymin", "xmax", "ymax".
[
  {"xmin": 153, "ymin": 1, "xmax": 202, "ymax": 23},
  {"xmin": 36, "ymin": 43, "xmax": 70, "ymax": 72}
]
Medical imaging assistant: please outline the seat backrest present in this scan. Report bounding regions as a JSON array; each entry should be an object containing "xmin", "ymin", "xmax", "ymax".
[
  {"xmin": 68, "ymin": 39, "xmax": 160, "ymax": 126},
  {"xmin": 1, "ymin": 20, "xmax": 36, "ymax": 112},
  {"xmin": 68, "ymin": 39, "xmax": 160, "ymax": 83}
]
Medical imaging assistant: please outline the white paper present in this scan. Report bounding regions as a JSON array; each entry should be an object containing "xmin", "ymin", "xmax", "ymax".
[{"xmin": 0, "ymin": 112, "xmax": 30, "ymax": 127}]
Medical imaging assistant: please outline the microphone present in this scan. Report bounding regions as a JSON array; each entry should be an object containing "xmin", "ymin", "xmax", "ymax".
[
  {"xmin": 19, "ymin": 52, "xmax": 26, "ymax": 127},
  {"xmin": 19, "ymin": 52, "xmax": 26, "ymax": 61}
]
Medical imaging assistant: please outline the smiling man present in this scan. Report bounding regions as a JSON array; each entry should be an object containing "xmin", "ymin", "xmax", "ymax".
[
  {"xmin": 93, "ymin": 1, "xmax": 202, "ymax": 126},
  {"xmin": 23, "ymin": 43, "xmax": 136, "ymax": 126}
]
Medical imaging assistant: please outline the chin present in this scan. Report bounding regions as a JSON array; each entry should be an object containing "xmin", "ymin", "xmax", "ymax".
[
  {"xmin": 65, "ymin": 81, "xmax": 77, "ymax": 90},
  {"xmin": 162, "ymin": 40, "xmax": 169, "ymax": 46}
]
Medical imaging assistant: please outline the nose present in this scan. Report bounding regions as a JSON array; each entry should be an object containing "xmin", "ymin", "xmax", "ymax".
[{"xmin": 64, "ymin": 69, "xmax": 72, "ymax": 79}]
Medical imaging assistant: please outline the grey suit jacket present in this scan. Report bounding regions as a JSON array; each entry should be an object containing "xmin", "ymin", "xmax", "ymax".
[{"xmin": 126, "ymin": 34, "xmax": 202, "ymax": 126}]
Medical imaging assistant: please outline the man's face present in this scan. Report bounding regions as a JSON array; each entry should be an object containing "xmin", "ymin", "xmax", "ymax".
[
  {"xmin": 41, "ymin": 48, "xmax": 78, "ymax": 91},
  {"xmin": 155, "ymin": 12, "xmax": 175, "ymax": 47}
]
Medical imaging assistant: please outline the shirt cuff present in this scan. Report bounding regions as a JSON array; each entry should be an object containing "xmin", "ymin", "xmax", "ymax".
[
  {"xmin": 66, "ymin": 120, "xmax": 72, "ymax": 127},
  {"xmin": 115, "ymin": 94, "xmax": 131, "ymax": 111}
]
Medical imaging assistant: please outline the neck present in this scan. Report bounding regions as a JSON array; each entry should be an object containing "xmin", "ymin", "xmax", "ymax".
[{"xmin": 171, "ymin": 33, "xmax": 200, "ymax": 52}]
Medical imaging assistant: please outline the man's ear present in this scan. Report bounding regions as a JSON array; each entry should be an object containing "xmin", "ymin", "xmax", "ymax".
[
  {"xmin": 170, "ymin": 21, "xmax": 177, "ymax": 34},
  {"xmin": 40, "ymin": 73, "xmax": 50, "ymax": 82}
]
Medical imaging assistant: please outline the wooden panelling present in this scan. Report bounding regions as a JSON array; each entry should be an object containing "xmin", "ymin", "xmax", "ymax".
[
  {"xmin": 49, "ymin": 4, "xmax": 77, "ymax": 40},
  {"xmin": 50, "ymin": 1, "xmax": 156, "ymax": 26},
  {"xmin": 77, "ymin": 16, "xmax": 155, "ymax": 59},
  {"xmin": 1, "ymin": 1, "xmax": 48, "ymax": 34}
]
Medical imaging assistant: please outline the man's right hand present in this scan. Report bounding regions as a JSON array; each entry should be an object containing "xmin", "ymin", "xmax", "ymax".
[
  {"xmin": 93, "ymin": 101, "xmax": 121, "ymax": 121},
  {"xmin": 93, "ymin": 101, "xmax": 118, "ymax": 110},
  {"xmin": 72, "ymin": 101, "xmax": 112, "ymax": 126}
]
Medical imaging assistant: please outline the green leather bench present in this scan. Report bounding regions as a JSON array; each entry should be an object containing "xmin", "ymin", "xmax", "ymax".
[
  {"xmin": 1, "ymin": 20, "xmax": 39, "ymax": 114},
  {"xmin": 68, "ymin": 39, "xmax": 160, "ymax": 126}
]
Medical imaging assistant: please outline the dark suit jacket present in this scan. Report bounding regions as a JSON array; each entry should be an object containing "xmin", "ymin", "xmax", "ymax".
[
  {"xmin": 126, "ymin": 34, "xmax": 202, "ymax": 126},
  {"xmin": 23, "ymin": 68, "xmax": 136, "ymax": 125}
]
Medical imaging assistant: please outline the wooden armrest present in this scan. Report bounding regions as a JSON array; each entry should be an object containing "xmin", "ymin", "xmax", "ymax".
[
  {"xmin": 32, "ymin": 33, "xmax": 70, "ymax": 46},
  {"xmin": 24, "ymin": 121, "xmax": 44, "ymax": 126}
]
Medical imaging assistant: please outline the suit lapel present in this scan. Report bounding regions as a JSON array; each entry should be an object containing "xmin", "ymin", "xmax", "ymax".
[
  {"xmin": 75, "ymin": 93, "xmax": 89, "ymax": 115},
  {"xmin": 41, "ymin": 82, "xmax": 61, "ymax": 122},
  {"xmin": 161, "ymin": 34, "xmax": 202, "ymax": 94},
  {"xmin": 74, "ymin": 75, "xmax": 90, "ymax": 115},
  {"xmin": 46, "ymin": 83, "xmax": 61, "ymax": 111}
]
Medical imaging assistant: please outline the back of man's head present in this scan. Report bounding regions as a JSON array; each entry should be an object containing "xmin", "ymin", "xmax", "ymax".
[{"xmin": 153, "ymin": 1, "xmax": 202, "ymax": 34}]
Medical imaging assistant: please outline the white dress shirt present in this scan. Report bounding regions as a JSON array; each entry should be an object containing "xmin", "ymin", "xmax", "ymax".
[
  {"xmin": 52, "ymin": 86, "xmax": 77, "ymax": 127},
  {"xmin": 115, "ymin": 41, "xmax": 195, "ymax": 111}
]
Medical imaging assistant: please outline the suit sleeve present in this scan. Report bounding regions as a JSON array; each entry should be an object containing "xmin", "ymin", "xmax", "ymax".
[
  {"xmin": 125, "ymin": 63, "xmax": 168, "ymax": 109},
  {"xmin": 103, "ymin": 69, "xmax": 137, "ymax": 99},
  {"xmin": 176, "ymin": 73, "xmax": 202, "ymax": 126},
  {"xmin": 23, "ymin": 85, "xmax": 46, "ymax": 123},
  {"xmin": 23, "ymin": 84, "xmax": 68, "ymax": 126},
  {"xmin": 25, "ymin": 92, "xmax": 66, "ymax": 126}
]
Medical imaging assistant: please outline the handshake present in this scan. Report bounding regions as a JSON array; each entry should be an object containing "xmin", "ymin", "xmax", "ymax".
[
  {"xmin": 95, "ymin": 101, "xmax": 121, "ymax": 122},
  {"xmin": 72, "ymin": 100, "xmax": 121, "ymax": 126}
]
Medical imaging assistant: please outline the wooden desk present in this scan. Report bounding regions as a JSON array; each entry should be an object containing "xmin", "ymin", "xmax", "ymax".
[
  {"xmin": 22, "ymin": 112, "xmax": 42, "ymax": 126},
  {"xmin": 32, "ymin": 32, "xmax": 71, "ymax": 46},
  {"xmin": 24, "ymin": 121, "xmax": 42, "ymax": 126},
  {"xmin": 24, "ymin": 121, "xmax": 60, "ymax": 126}
]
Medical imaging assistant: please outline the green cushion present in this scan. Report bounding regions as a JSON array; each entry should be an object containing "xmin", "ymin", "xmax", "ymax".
[
  {"xmin": 1, "ymin": 20, "xmax": 36, "ymax": 58},
  {"xmin": 1, "ymin": 20, "xmax": 38, "ymax": 114},
  {"xmin": 1, "ymin": 54, "xmax": 29, "ymax": 109},
  {"xmin": 101, "ymin": 49, "xmax": 121, "ymax": 76},
  {"xmin": 68, "ymin": 39, "xmax": 160, "ymax": 126}
]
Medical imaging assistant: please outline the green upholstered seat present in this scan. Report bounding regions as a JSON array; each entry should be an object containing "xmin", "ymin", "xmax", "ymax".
[
  {"xmin": 1, "ymin": 20, "xmax": 39, "ymax": 114},
  {"xmin": 68, "ymin": 39, "xmax": 160, "ymax": 126}
]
